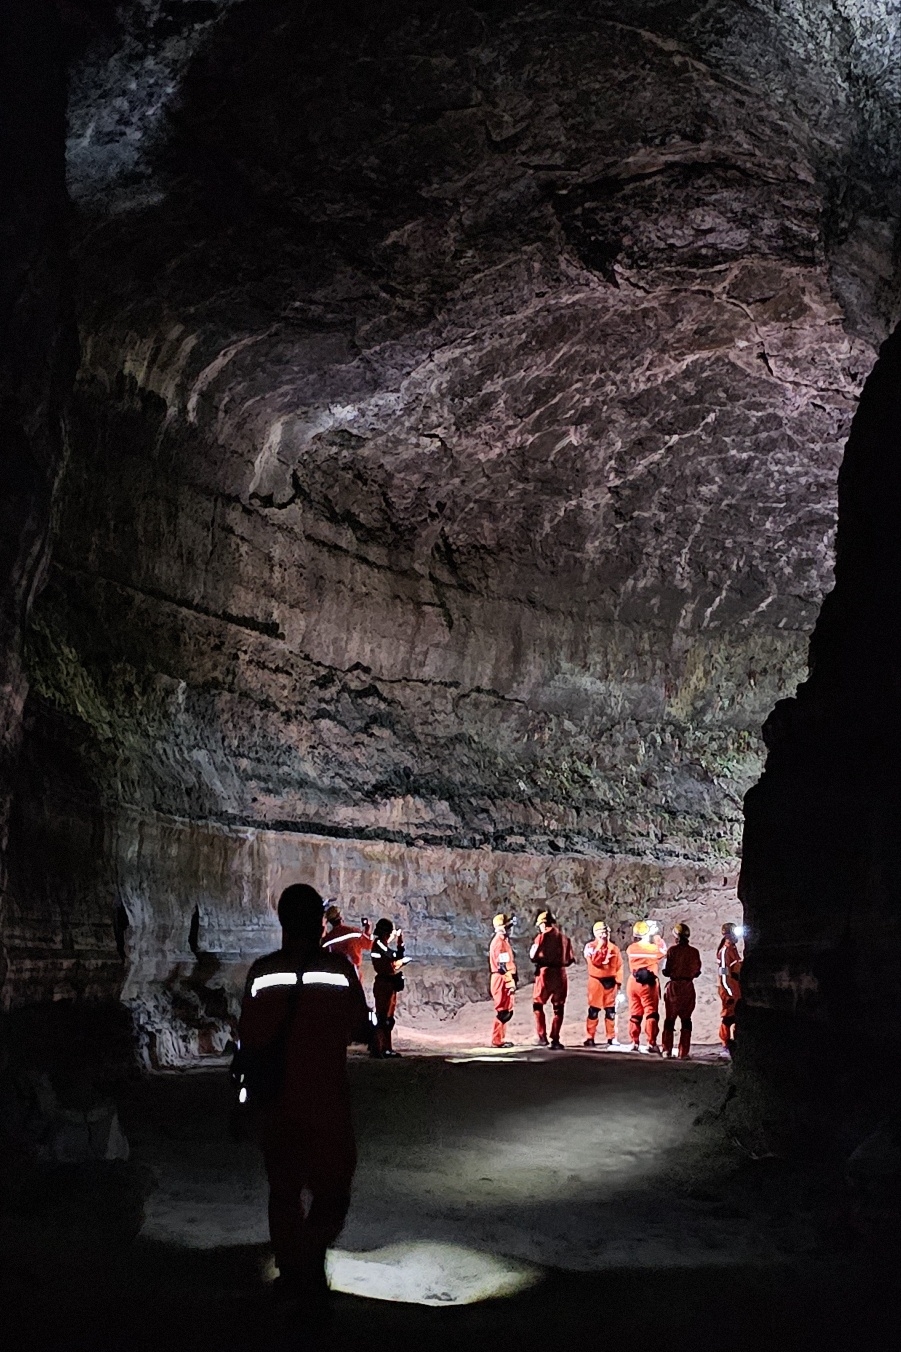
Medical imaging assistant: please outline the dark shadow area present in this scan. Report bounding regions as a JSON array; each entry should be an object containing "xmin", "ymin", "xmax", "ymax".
[{"xmin": 4, "ymin": 1056, "xmax": 894, "ymax": 1352}]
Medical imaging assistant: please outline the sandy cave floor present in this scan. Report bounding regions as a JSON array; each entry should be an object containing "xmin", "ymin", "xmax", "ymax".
[{"xmin": 2, "ymin": 1036, "xmax": 894, "ymax": 1352}]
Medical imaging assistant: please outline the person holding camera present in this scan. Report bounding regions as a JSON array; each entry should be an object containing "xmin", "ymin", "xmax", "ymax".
[
  {"xmin": 321, "ymin": 900, "xmax": 372, "ymax": 983},
  {"xmin": 369, "ymin": 918, "xmax": 408, "ymax": 1058}
]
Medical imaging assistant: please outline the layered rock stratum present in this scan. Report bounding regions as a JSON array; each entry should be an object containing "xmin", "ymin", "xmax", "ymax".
[{"xmin": 3, "ymin": 1, "xmax": 899, "ymax": 1058}]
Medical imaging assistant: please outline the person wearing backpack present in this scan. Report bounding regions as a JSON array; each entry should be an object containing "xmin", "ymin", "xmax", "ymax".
[
  {"xmin": 236, "ymin": 883, "xmax": 371, "ymax": 1326},
  {"xmin": 625, "ymin": 919, "xmax": 667, "ymax": 1053},
  {"xmin": 529, "ymin": 910, "xmax": 575, "ymax": 1048}
]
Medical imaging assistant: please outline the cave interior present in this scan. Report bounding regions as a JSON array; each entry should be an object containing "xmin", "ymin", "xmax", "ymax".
[{"xmin": 0, "ymin": 2, "xmax": 899, "ymax": 1348}]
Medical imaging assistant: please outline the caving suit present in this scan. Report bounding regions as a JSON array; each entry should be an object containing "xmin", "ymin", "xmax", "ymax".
[
  {"xmin": 530, "ymin": 926, "xmax": 575, "ymax": 1043},
  {"xmin": 717, "ymin": 937, "xmax": 742, "ymax": 1045},
  {"xmin": 238, "ymin": 943, "xmax": 370, "ymax": 1291},
  {"xmin": 489, "ymin": 932, "xmax": 517, "ymax": 1046},
  {"xmin": 626, "ymin": 935, "xmax": 667, "ymax": 1047},
  {"xmin": 661, "ymin": 941, "xmax": 702, "ymax": 1057},
  {"xmin": 583, "ymin": 938, "xmax": 623, "ymax": 1043},
  {"xmin": 322, "ymin": 921, "xmax": 373, "ymax": 983},
  {"xmin": 370, "ymin": 935, "xmax": 405, "ymax": 1055}
]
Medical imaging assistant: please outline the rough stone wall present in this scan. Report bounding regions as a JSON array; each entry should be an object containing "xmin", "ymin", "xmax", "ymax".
[
  {"xmin": 8, "ymin": 802, "xmax": 739, "ymax": 1063},
  {"xmin": 0, "ymin": 2, "xmax": 76, "ymax": 995},
  {"xmin": 4, "ymin": 2, "xmax": 899, "ymax": 1058},
  {"xmin": 735, "ymin": 322, "xmax": 900, "ymax": 1156}
]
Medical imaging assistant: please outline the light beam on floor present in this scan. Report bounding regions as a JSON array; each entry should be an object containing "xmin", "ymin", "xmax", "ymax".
[{"xmin": 324, "ymin": 1242, "xmax": 543, "ymax": 1305}]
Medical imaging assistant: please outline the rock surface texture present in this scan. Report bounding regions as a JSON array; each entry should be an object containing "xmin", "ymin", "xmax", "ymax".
[
  {"xmin": 3, "ymin": 2, "xmax": 899, "ymax": 1059},
  {"xmin": 735, "ymin": 322, "xmax": 900, "ymax": 1157},
  {"xmin": 0, "ymin": 2, "xmax": 75, "ymax": 958}
]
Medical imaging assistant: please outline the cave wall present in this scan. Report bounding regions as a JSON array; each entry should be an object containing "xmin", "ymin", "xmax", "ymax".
[
  {"xmin": 734, "ymin": 323, "xmax": 900, "ymax": 1155},
  {"xmin": 7, "ymin": 794, "xmax": 740, "ymax": 1062},
  {"xmin": 3, "ymin": 2, "xmax": 899, "ymax": 1058},
  {"xmin": 0, "ymin": 2, "xmax": 76, "ymax": 995}
]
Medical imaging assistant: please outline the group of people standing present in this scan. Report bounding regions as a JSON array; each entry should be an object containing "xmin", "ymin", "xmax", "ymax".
[
  {"xmin": 320, "ymin": 897, "xmax": 744, "ymax": 1060},
  {"xmin": 489, "ymin": 911, "xmax": 744, "ymax": 1058},
  {"xmin": 320, "ymin": 902, "xmax": 409, "ymax": 1058}
]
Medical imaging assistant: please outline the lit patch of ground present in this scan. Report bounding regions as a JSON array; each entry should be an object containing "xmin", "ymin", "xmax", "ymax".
[{"xmin": 324, "ymin": 1241, "xmax": 542, "ymax": 1305}]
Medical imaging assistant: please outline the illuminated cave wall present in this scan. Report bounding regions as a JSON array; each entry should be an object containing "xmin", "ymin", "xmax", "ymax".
[{"xmin": 3, "ymin": 1, "xmax": 899, "ymax": 1062}]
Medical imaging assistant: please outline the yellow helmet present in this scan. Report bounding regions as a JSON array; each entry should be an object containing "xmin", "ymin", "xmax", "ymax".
[
  {"xmin": 493, "ymin": 912, "xmax": 511, "ymax": 929},
  {"xmin": 673, "ymin": 922, "xmax": 691, "ymax": 940},
  {"xmin": 592, "ymin": 921, "xmax": 609, "ymax": 938},
  {"xmin": 536, "ymin": 910, "xmax": 555, "ymax": 928},
  {"xmin": 324, "ymin": 904, "xmax": 341, "ymax": 925},
  {"xmin": 633, "ymin": 920, "xmax": 650, "ymax": 937}
]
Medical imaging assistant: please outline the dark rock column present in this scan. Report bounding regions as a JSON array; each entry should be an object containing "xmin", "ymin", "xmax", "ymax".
[
  {"xmin": 735, "ymin": 323, "xmax": 900, "ymax": 1157},
  {"xmin": 0, "ymin": 0, "xmax": 76, "ymax": 985}
]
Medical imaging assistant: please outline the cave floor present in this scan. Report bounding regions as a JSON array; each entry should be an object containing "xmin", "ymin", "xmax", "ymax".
[{"xmin": 3, "ymin": 1049, "xmax": 891, "ymax": 1352}]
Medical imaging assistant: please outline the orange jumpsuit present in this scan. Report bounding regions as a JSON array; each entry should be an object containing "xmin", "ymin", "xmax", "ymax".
[
  {"xmin": 530, "ymin": 926, "xmax": 575, "ymax": 1043},
  {"xmin": 488, "ymin": 932, "xmax": 517, "ymax": 1047},
  {"xmin": 322, "ymin": 921, "xmax": 373, "ymax": 982},
  {"xmin": 626, "ymin": 935, "xmax": 667, "ymax": 1046},
  {"xmin": 717, "ymin": 937, "xmax": 742, "ymax": 1044},
  {"xmin": 370, "ymin": 935, "xmax": 404, "ymax": 1055},
  {"xmin": 583, "ymin": 938, "xmax": 623, "ymax": 1043},
  {"xmin": 662, "ymin": 941, "xmax": 702, "ymax": 1057},
  {"xmin": 238, "ymin": 944, "xmax": 370, "ymax": 1285}
]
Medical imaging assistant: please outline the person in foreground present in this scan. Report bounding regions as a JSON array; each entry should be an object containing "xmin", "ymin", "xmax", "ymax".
[{"xmin": 237, "ymin": 883, "xmax": 371, "ymax": 1327}]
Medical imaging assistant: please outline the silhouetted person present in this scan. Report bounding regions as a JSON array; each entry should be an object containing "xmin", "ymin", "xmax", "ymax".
[
  {"xmin": 238, "ymin": 883, "xmax": 370, "ymax": 1326},
  {"xmin": 661, "ymin": 922, "xmax": 702, "ymax": 1058},
  {"xmin": 369, "ymin": 918, "xmax": 408, "ymax": 1057}
]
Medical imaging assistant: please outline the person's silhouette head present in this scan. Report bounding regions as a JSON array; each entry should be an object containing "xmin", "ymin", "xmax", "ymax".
[{"xmin": 277, "ymin": 884, "xmax": 325, "ymax": 942}]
